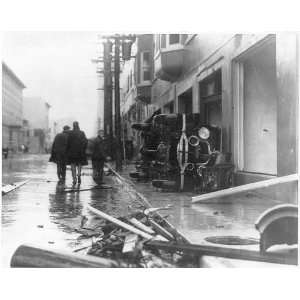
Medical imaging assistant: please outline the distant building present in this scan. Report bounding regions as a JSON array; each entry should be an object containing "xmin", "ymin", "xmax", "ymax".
[
  {"xmin": 23, "ymin": 97, "xmax": 51, "ymax": 153},
  {"xmin": 2, "ymin": 62, "xmax": 26, "ymax": 152}
]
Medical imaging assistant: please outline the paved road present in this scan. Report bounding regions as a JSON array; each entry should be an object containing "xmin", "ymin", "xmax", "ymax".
[
  {"xmin": 1, "ymin": 154, "xmax": 141, "ymax": 267},
  {"xmin": 1, "ymin": 154, "xmax": 288, "ymax": 267}
]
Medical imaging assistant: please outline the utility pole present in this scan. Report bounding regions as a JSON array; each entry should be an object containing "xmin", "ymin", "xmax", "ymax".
[
  {"xmin": 103, "ymin": 40, "xmax": 113, "ymax": 154},
  {"xmin": 114, "ymin": 37, "xmax": 122, "ymax": 171}
]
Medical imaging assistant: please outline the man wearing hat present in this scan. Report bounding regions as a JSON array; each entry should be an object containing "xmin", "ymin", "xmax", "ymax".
[{"xmin": 49, "ymin": 125, "xmax": 71, "ymax": 183}]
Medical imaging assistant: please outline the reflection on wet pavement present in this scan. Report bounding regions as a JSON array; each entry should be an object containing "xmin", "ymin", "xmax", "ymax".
[
  {"xmin": 1, "ymin": 154, "xmax": 290, "ymax": 267},
  {"xmin": 1, "ymin": 154, "xmax": 141, "ymax": 267},
  {"xmin": 119, "ymin": 167, "xmax": 284, "ymax": 246}
]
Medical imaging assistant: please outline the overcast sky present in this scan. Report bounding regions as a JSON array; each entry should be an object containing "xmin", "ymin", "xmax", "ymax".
[{"xmin": 2, "ymin": 31, "xmax": 102, "ymax": 138}]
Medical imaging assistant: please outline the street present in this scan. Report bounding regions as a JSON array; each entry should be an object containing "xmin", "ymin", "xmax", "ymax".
[
  {"xmin": 1, "ymin": 154, "xmax": 142, "ymax": 267},
  {"xmin": 2, "ymin": 154, "xmax": 286, "ymax": 267}
]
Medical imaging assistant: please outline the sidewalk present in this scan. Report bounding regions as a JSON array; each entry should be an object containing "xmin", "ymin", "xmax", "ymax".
[{"xmin": 116, "ymin": 162, "xmax": 283, "ymax": 246}]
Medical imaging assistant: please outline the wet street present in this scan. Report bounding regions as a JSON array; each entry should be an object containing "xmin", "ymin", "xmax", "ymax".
[
  {"xmin": 1, "ymin": 154, "xmax": 142, "ymax": 267},
  {"xmin": 2, "ymin": 154, "xmax": 290, "ymax": 267}
]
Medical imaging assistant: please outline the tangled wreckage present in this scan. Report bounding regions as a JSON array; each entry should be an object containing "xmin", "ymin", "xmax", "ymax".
[{"xmin": 130, "ymin": 113, "xmax": 234, "ymax": 192}]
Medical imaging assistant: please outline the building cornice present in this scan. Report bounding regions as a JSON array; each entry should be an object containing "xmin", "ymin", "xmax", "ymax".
[{"xmin": 2, "ymin": 61, "xmax": 26, "ymax": 89}]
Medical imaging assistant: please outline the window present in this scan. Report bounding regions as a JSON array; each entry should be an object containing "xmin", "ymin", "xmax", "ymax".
[
  {"xmin": 159, "ymin": 34, "xmax": 181, "ymax": 50},
  {"xmin": 169, "ymin": 34, "xmax": 180, "ymax": 45},
  {"xmin": 200, "ymin": 69, "xmax": 222, "ymax": 127},
  {"xmin": 140, "ymin": 51, "xmax": 151, "ymax": 83}
]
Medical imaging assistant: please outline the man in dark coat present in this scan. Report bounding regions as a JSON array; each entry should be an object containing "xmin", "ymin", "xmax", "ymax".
[
  {"xmin": 49, "ymin": 125, "xmax": 70, "ymax": 182},
  {"xmin": 91, "ymin": 130, "xmax": 108, "ymax": 184},
  {"xmin": 67, "ymin": 121, "xmax": 88, "ymax": 185}
]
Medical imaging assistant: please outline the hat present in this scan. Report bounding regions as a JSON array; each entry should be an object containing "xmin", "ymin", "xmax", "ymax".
[{"xmin": 63, "ymin": 125, "xmax": 70, "ymax": 130}]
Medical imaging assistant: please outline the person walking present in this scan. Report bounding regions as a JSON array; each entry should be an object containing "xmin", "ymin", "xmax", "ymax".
[
  {"xmin": 91, "ymin": 130, "xmax": 108, "ymax": 185},
  {"xmin": 67, "ymin": 121, "xmax": 88, "ymax": 185},
  {"xmin": 49, "ymin": 125, "xmax": 70, "ymax": 183}
]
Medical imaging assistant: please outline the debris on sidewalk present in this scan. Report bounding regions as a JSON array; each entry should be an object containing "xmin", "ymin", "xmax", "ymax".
[
  {"xmin": 2, "ymin": 180, "xmax": 30, "ymax": 195},
  {"xmin": 61, "ymin": 185, "xmax": 112, "ymax": 194},
  {"xmin": 81, "ymin": 204, "xmax": 194, "ymax": 267}
]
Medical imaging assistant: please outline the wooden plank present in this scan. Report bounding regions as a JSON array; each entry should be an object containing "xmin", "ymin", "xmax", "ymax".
[
  {"xmin": 2, "ymin": 180, "xmax": 30, "ymax": 195},
  {"xmin": 122, "ymin": 234, "xmax": 139, "ymax": 253},
  {"xmin": 129, "ymin": 218, "xmax": 155, "ymax": 235},
  {"xmin": 87, "ymin": 204, "xmax": 167, "ymax": 241},
  {"xmin": 192, "ymin": 173, "xmax": 298, "ymax": 203},
  {"xmin": 148, "ymin": 219, "xmax": 175, "ymax": 241},
  {"xmin": 10, "ymin": 244, "xmax": 121, "ymax": 268},
  {"xmin": 146, "ymin": 241, "xmax": 298, "ymax": 266},
  {"xmin": 105, "ymin": 163, "xmax": 191, "ymax": 244},
  {"xmin": 62, "ymin": 185, "xmax": 112, "ymax": 193}
]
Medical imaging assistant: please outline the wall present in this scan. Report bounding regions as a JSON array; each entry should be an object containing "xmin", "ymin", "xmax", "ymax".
[
  {"xmin": 276, "ymin": 33, "xmax": 298, "ymax": 176},
  {"xmin": 151, "ymin": 33, "xmax": 298, "ymax": 202},
  {"xmin": 23, "ymin": 97, "xmax": 49, "ymax": 130},
  {"xmin": 2, "ymin": 63, "xmax": 25, "ymax": 150},
  {"xmin": 243, "ymin": 40, "xmax": 277, "ymax": 175}
]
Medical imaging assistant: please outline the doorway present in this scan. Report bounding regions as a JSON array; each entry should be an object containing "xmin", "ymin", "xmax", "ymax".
[{"xmin": 234, "ymin": 38, "xmax": 277, "ymax": 175}]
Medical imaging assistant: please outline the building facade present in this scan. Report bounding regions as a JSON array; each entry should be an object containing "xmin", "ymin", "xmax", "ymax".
[
  {"xmin": 120, "ymin": 34, "xmax": 158, "ymax": 155},
  {"xmin": 119, "ymin": 33, "xmax": 298, "ymax": 202},
  {"xmin": 23, "ymin": 97, "xmax": 51, "ymax": 153},
  {"xmin": 151, "ymin": 33, "xmax": 298, "ymax": 201},
  {"xmin": 2, "ymin": 62, "xmax": 26, "ymax": 152}
]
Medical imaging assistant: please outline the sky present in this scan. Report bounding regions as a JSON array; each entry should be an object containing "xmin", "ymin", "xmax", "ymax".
[{"xmin": 2, "ymin": 32, "xmax": 103, "ymax": 138}]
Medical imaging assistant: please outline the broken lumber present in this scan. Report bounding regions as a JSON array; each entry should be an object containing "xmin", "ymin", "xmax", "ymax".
[
  {"xmin": 2, "ymin": 180, "xmax": 30, "ymax": 195},
  {"xmin": 146, "ymin": 241, "xmax": 298, "ymax": 266},
  {"xmin": 87, "ymin": 204, "xmax": 167, "ymax": 241},
  {"xmin": 192, "ymin": 173, "xmax": 298, "ymax": 204},
  {"xmin": 122, "ymin": 234, "xmax": 139, "ymax": 253},
  {"xmin": 148, "ymin": 219, "xmax": 175, "ymax": 241},
  {"xmin": 105, "ymin": 163, "xmax": 191, "ymax": 244},
  {"xmin": 62, "ymin": 185, "xmax": 112, "ymax": 193},
  {"xmin": 129, "ymin": 218, "xmax": 155, "ymax": 235},
  {"xmin": 11, "ymin": 244, "xmax": 121, "ymax": 268}
]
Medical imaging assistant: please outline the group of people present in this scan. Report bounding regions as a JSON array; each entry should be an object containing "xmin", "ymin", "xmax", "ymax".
[{"xmin": 50, "ymin": 121, "xmax": 108, "ymax": 185}]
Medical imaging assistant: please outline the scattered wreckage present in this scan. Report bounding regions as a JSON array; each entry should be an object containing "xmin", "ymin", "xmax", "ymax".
[
  {"xmin": 11, "ymin": 200, "xmax": 298, "ymax": 267},
  {"xmin": 130, "ymin": 113, "xmax": 234, "ymax": 192}
]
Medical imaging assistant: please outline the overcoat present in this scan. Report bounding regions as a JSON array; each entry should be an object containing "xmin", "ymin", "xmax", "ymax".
[
  {"xmin": 49, "ymin": 131, "xmax": 69, "ymax": 163},
  {"xmin": 67, "ymin": 129, "xmax": 88, "ymax": 165}
]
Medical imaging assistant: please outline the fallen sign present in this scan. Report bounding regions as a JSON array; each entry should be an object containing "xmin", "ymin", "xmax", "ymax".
[
  {"xmin": 2, "ymin": 180, "xmax": 30, "ymax": 195},
  {"xmin": 191, "ymin": 173, "xmax": 298, "ymax": 204}
]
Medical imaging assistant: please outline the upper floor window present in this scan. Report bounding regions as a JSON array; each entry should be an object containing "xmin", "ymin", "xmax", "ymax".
[
  {"xmin": 140, "ymin": 51, "xmax": 151, "ymax": 83},
  {"xmin": 169, "ymin": 34, "xmax": 180, "ymax": 45},
  {"xmin": 155, "ymin": 34, "xmax": 183, "ymax": 53}
]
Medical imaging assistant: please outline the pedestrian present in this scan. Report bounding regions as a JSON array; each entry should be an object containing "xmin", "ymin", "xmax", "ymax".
[
  {"xmin": 67, "ymin": 121, "xmax": 88, "ymax": 185},
  {"xmin": 49, "ymin": 125, "xmax": 70, "ymax": 183},
  {"xmin": 91, "ymin": 130, "xmax": 108, "ymax": 185}
]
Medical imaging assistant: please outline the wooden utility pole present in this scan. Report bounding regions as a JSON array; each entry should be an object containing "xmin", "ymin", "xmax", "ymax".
[
  {"xmin": 103, "ymin": 41, "xmax": 113, "ymax": 154},
  {"xmin": 114, "ymin": 37, "xmax": 122, "ymax": 171}
]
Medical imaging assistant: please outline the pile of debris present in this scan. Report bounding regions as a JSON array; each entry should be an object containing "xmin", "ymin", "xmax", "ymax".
[{"xmin": 78, "ymin": 205, "xmax": 196, "ymax": 268}]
